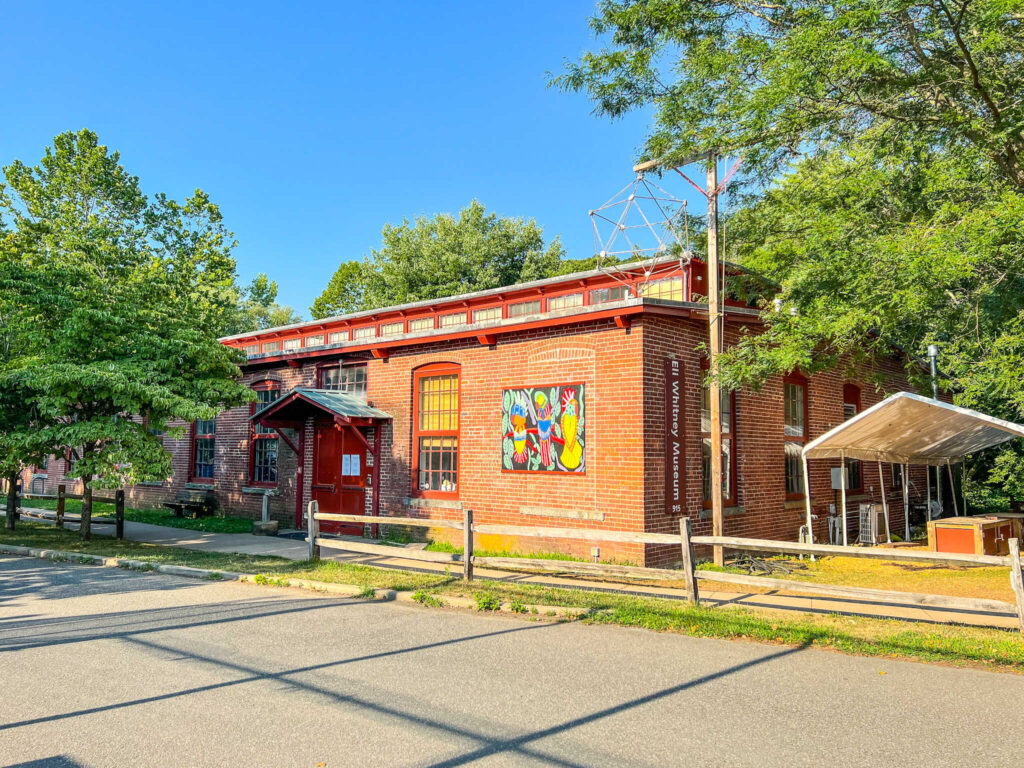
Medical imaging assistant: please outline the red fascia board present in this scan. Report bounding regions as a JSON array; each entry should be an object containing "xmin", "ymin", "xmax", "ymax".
[
  {"xmin": 226, "ymin": 263, "xmax": 695, "ymax": 351},
  {"xmin": 239, "ymin": 304, "xmax": 646, "ymax": 366}
]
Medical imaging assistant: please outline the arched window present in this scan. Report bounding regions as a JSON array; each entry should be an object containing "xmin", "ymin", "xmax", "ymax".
[
  {"xmin": 250, "ymin": 381, "xmax": 281, "ymax": 485},
  {"xmin": 412, "ymin": 363, "xmax": 460, "ymax": 497}
]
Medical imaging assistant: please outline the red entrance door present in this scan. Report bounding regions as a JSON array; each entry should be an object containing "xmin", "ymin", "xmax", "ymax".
[{"xmin": 312, "ymin": 420, "xmax": 367, "ymax": 535}]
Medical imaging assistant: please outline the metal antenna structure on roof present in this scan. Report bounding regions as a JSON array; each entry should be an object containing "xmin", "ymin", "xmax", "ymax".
[{"xmin": 589, "ymin": 169, "xmax": 693, "ymax": 293}]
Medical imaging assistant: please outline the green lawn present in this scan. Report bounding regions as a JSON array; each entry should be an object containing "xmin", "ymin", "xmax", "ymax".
[
  {"xmin": 2, "ymin": 522, "xmax": 1022, "ymax": 672},
  {"xmin": 7, "ymin": 495, "xmax": 256, "ymax": 533}
]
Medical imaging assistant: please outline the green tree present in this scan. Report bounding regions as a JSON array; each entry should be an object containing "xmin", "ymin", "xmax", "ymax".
[
  {"xmin": 310, "ymin": 201, "xmax": 565, "ymax": 317},
  {"xmin": 0, "ymin": 227, "xmax": 48, "ymax": 530},
  {"xmin": 555, "ymin": 1, "xmax": 1024, "ymax": 189},
  {"xmin": 557, "ymin": 1, "xmax": 1024, "ymax": 509},
  {"xmin": 225, "ymin": 273, "xmax": 303, "ymax": 333},
  {"xmin": 310, "ymin": 261, "xmax": 365, "ymax": 319},
  {"xmin": 0, "ymin": 130, "xmax": 253, "ymax": 538}
]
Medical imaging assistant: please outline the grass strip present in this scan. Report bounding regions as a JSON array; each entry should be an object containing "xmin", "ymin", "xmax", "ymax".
[
  {"xmin": 6, "ymin": 494, "xmax": 256, "ymax": 534},
  {"xmin": 2, "ymin": 522, "xmax": 1022, "ymax": 671}
]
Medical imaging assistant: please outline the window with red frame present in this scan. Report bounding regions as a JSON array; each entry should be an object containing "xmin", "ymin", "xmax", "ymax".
[
  {"xmin": 250, "ymin": 383, "xmax": 281, "ymax": 485},
  {"xmin": 701, "ymin": 376, "xmax": 737, "ymax": 507},
  {"xmin": 842, "ymin": 384, "xmax": 863, "ymax": 492},
  {"xmin": 783, "ymin": 374, "xmax": 808, "ymax": 498},
  {"xmin": 413, "ymin": 364, "xmax": 459, "ymax": 496},
  {"xmin": 191, "ymin": 420, "xmax": 216, "ymax": 481}
]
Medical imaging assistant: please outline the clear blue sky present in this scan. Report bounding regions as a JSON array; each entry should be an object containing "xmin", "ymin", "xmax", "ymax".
[{"xmin": 0, "ymin": 1, "xmax": 681, "ymax": 315}]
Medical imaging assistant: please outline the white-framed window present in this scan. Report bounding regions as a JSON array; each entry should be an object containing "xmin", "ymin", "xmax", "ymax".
[
  {"xmin": 322, "ymin": 364, "xmax": 367, "ymax": 400},
  {"xmin": 439, "ymin": 312, "xmax": 467, "ymax": 328},
  {"xmin": 328, "ymin": 331, "xmax": 349, "ymax": 344},
  {"xmin": 507, "ymin": 300, "xmax": 541, "ymax": 318},
  {"xmin": 408, "ymin": 317, "xmax": 434, "ymax": 332},
  {"xmin": 243, "ymin": 344, "xmax": 259, "ymax": 356},
  {"xmin": 641, "ymin": 276, "xmax": 684, "ymax": 301},
  {"xmin": 472, "ymin": 307, "xmax": 502, "ymax": 324},
  {"xmin": 590, "ymin": 285, "xmax": 631, "ymax": 304},
  {"xmin": 352, "ymin": 326, "xmax": 376, "ymax": 341},
  {"xmin": 282, "ymin": 338, "xmax": 301, "ymax": 350},
  {"xmin": 305, "ymin": 334, "xmax": 324, "ymax": 347},
  {"xmin": 261, "ymin": 340, "xmax": 280, "ymax": 353},
  {"xmin": 379, "ymin": 321, "xmax": 404, "ymax": 337},
  {"xmin": 547, "ymin": 293, "xmax": 583, "ymax": 311}
]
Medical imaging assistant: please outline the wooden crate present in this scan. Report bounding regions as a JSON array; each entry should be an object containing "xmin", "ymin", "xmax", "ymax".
[{"xmin": 927, "ymin": 516, "xmax": 1020, "ymax": 556}]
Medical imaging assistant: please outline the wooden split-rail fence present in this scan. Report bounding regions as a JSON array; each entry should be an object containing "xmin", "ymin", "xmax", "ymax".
[
  {"xmin": 20, "ymin": 484, "xmax": 126, "ymax": 539},
  {"xmin": 306, "ymin": 502, "xmax": 1024, "ymax": 633}
]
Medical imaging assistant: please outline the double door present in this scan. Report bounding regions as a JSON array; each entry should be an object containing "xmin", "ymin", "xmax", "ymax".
[{"xmin": 312, "ymin": 420, "xmax": 367, "ymax": 535}]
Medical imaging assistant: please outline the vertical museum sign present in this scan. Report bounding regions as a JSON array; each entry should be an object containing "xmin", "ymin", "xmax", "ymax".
[{"xmin": 664, "ymin": 357, "xmax": 685, "ymax": 515}]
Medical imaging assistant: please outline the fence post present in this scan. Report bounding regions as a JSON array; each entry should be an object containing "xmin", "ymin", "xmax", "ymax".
[
  {"xmin": 307, "ymin": 500, "xmax": 320, "ymax": 561},
  {"xmin": 1009, "ymin": 538, "xmax": 1024, "ymax": 634},
  {"xmin": 57, "ymin": 484, "xmax": 66, "ymax": 530},
  {"xmin": 679, "ymin": 517, "xmax": 699, "ymax": 606},
  {"xmin": 463, "ymin": 508, "xmax": 474, "ymax": 582},
  {"xmin": 115, "ymin": 489, "xmax": 125, "ymax": 540}
]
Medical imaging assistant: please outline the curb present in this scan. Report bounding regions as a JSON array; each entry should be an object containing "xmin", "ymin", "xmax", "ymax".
[{"xmin": 0, "ymin": 543, "xmax": 579, "ymax": 619}]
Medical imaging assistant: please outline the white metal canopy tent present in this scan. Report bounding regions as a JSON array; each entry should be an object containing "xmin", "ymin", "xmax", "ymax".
[{"xmin": 800, "ymin": 392, "xmax": 1024, "ymax": 545}]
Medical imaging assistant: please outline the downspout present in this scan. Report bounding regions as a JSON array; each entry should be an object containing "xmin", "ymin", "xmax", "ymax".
[
  {"xmin": 371, "ymin": 424, "xmax": 382, "ymax": 539},
  {"xmin": 295, "ymin": 428, "xmax": 305, "ymax": 529}
]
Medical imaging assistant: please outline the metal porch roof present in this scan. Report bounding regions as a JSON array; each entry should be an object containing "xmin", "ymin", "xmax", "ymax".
[
  {"xmin": 802, "ymin": 392, "xmax": 1024, "ymax": 466},
  {"xmin": 250, "ymin": 388, "xmax": 392, "ymax": 423}
]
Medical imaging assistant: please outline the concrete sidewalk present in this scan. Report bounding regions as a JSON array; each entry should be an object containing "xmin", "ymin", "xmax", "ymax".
[{"xmin": 21, "ymin": 508, "xmax": 1021, "ymax": 629}]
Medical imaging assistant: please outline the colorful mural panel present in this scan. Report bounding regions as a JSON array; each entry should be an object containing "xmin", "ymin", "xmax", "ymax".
[{"xmin": 501, "ymin": 383, "xmax": 585, "ymax": 473}]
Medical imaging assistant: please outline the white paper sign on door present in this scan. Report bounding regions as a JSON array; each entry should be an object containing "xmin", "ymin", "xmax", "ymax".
[
  {"xmin": 350, "ymin": 454, "xmax": 360, "ymax": 477},
  {"xmin": 342, "ymin": 454, "xmax": 351, "ymax": 476}
]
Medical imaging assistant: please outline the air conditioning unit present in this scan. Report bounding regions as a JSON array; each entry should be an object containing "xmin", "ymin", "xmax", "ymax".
[{"xmin": 858, "ymin": 503, "xmax": 887, "ymax": 545}]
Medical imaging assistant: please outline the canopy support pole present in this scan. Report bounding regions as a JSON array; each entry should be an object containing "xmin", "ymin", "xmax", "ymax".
[
  {"xmin": 947, "ymin": 459, "xmax": 959, "ymax": 516},
  {"xmin": 840, "ymin": 451, "xmax": 848, "ymax": 547},
  {"xmin": 877, "ymin": 458, "xmax": 891, "ymax": 543},
  {"xmin": 802, "ymin": 454, "xmax": 814, "ymax": 549},
  {"xmin": 902, "ymin": 463, "xmax": 910, "ymax": 542},
  {"xmin": 962, "ymin": 461, "xmax": 968, "ymax": 516},
  {"xmin": 927, "ymin": 467, "xmax": 932, "ymax": 520}
]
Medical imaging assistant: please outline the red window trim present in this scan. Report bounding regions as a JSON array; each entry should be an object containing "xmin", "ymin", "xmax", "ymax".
[
  {"xmin": 783, "ymin": 372, "xmax": 809, "ymax": 501},
  {"xmin": 249, "ymin": 380, "xmax": 281, "ymax": 487},
  {"xmin": 412, "ymin": 362, "xmax": 461, "ymax": 500},
  {"xmin": 842, "ymin": 383, "xmax": 864, "ymax": 493},
  {"xmin": 701, "ymin": 362, "xmax": 738, "ymax": 509},
  {"xmin": 189, "ymin": 421, "xmax": 215, "ymax": 484}
]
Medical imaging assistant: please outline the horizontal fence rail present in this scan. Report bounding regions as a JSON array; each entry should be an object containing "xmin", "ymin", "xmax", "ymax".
[
  {"xmin": 16, "ymin": 484, "xmax": 125, "ymax": 540},
  {"xmin": 305, "ymin": 506, "xmax": 1024, "ymax": 631},
  {"xmin": 690, "ymin": 534, "xmax": 1012, "ymax": 567}
]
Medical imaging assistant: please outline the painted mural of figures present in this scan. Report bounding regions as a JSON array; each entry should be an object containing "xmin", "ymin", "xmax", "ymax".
[
  {"xmin": 510, "ymin": 398, "xmax": 531, "ymax": 463},
  {"xmin": 534, "ymin": 391, "xmax": 554, "ymax": 466},
  {"xmin": 559, "ymin": 388, "xmax": 582, "ymax": 470},
  {"xmin": 501, "ymin": 383, "xmax": 585, "ymax": 473}
]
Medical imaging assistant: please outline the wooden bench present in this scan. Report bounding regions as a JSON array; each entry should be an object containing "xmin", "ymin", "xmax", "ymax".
[{"xmin": 164, "ymin": 489, "xmax": 218, "ymax": 519}]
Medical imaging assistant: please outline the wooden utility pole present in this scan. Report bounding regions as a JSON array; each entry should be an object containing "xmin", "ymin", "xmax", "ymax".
[{"xmin": 707, "ymin": 152, "xmax": 725, "ymax": 567}]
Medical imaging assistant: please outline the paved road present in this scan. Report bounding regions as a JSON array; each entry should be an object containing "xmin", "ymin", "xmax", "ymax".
[{"xmin": 1, "ymin": 556, "xmax": 1022, "ymax": 768}]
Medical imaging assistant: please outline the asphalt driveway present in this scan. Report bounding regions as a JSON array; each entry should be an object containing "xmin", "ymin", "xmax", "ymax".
[{"xmin": 1, "ymin": 555, "xmax": 1021, "ymax": 767}]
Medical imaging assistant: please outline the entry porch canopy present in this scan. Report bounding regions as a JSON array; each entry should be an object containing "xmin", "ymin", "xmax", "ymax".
[
  {"xmin": 250, "ymin": 387, "xmax": 392, "ymax": 456},
  {"xmin": 800, "ymin": 392, "xmax": 1024, "ymax": 544}
]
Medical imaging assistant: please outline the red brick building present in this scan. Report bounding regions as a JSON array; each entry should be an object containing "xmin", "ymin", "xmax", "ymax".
[{"xmin": 25, "ymin": 257, "xmax": 929, "ymax": 565}]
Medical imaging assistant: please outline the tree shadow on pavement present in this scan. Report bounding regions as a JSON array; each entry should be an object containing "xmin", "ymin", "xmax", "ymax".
[
  {"xmin": 0, "ymin": 555, "xmax": 195, "ymax": 606},
  {"xmin": 3, "ymin": 612, "xmax": 808, "ymax": 767}
]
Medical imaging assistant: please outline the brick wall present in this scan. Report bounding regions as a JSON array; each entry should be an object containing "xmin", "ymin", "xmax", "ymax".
[
  {"xmin": 20, "ymin": 309, "xmax": 935, "ymax": 565},
  {"xmin": 639, "ymin": 313, "xmax": 929, "ymax": 565}
]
